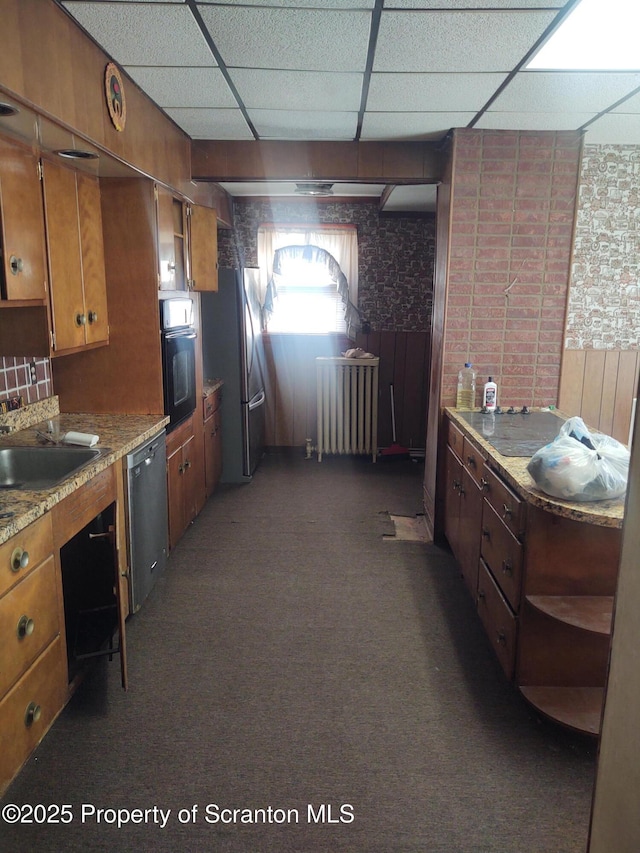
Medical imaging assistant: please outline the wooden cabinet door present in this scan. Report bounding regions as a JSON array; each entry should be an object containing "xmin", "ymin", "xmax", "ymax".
[
  {"xmin": 167, "ymin": 441, "xmax": 186, "ymax": 550},
  {"xmin": 0, "ymin": 136, "xmax": 47, "ymax": 302},
  {"xmin": 204, "ymin": 409, "xmax": 222, "ymax": 497},
  {"xmin": 41, "ymin": 159, "xmax": 85, "ymax": 351},
  {"xmin": 156, "ymin": 185, "xmax": 177, "ymax": 291},
  {"xmin": 189, "ymin": 204, "xmax": 218, "ymax": 292},
  {"xmin": 458, "ymin": 467, "xmax": 483, "ymax": 600},
  {"xmin": 444, "ymin": 446, "xmax": 462, "ymax": 560},
  {"xmin": 182, "ymin": 433, "xmax": 198, "ymax": 525},
  {"xmin": 77, "ymin": 173, "xmax": 108, "ymax": 345}
]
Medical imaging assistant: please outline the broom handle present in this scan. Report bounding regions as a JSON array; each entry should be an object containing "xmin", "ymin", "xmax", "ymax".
[{"xmin": 390, "ymin": 383, "xmax": 397, "ymax": 443}]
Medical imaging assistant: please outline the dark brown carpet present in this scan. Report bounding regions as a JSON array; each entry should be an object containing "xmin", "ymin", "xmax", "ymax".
[{"xmin": 1, "ymin": 451, "xmax": 596, "ymax": 852}]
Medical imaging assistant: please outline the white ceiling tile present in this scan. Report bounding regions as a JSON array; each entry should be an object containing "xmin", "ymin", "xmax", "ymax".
[
  {"xmin": 164, "ymin": 108, "xmax": 254, "ymax": 139},
  {"xmin": 125, "ymin": 67, "xmax": 237, "ymax": 109},
  {"xmin": 583, "ymin": 113, "xmax": 640, "ymax": 145},
  {"xmin": 201, "ymin": 0, "xmax": 375, "ymax": 6},
  {"xmin": 360, "ymin": 111, "xmax": 475, "ymax": 140},
  {"xmin": 612, "ymin": 89, "xmax": 640, "ymax": 113},
  {"xmin": 385, "ymin": 0, "xmax": 564, "ymax": 7},
  {"xmin": 62, "ymin": 2, "xmax": 215, "ymax": 66},
  {"xmin": 228, "ymin": 69, "xmax": 363, "ymax": 112},
  {"xmin": 476, "ymin": 111, "xmax": 595, "ymax": 131},
  {"xmin": 490, "ymin": 72, "xmax": 640, "ymax": 114},
  {"xmin": 197, "ymin": 7, "xmax": 371, "ymax": 72},
  {"xmin": 248, "ymin": 110, "xmax": 358, "ymax": 140},
  {"xmin": 367, "ymin": 72, "xmax": 508, "ymax": 112},
  {"xmin": 383, "ymin": 185, "xmax": 438, "ymax": 213},
  {"xmin": 374, "ymin": 10, "xmax": 558, "ymax": 73}
]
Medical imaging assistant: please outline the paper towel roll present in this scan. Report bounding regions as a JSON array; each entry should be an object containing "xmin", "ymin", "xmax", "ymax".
[{"xmin": 62, "ymin": 431, "xmax": 100, "ymax": 447}]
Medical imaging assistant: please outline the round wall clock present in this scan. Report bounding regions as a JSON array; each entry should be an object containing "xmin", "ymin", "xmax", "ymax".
[{"xmin": 105, "ymin": 62, "xmax": 126, "ymax": 132}]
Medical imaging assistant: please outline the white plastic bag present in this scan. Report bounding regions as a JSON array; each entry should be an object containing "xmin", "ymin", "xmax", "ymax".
[{"xmin": 526, "ymin": 416, "xmax": 630, "ymax": 502}]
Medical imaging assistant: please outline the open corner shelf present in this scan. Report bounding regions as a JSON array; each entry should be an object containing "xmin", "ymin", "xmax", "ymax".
[
  {"xmin": 520, "ymin": 685, "xmax": 604, "ymax": 736},
  {"xmin": 526, "ymin": 595, "xmax": 614, "ymax": 636}
]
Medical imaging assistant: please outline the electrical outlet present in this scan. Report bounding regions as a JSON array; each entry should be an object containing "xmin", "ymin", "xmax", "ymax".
[{"xmin": 28, "ymin": 361, "xmax": 37, "ymax": 385}]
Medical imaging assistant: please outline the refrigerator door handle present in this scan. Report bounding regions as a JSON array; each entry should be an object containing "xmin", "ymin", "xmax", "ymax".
[{"xmin": 248, "ymin": 389, "xmax": 266, "ymax": 411}]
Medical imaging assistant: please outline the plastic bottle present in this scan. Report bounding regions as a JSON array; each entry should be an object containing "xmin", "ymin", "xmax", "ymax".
[
  {"xmin": 456, "ymin": 363, "xmax": 476, "ymax": 409},
  {"xmin": 483, "ymin": 377, "xmax": 498, "ymax": 412}
]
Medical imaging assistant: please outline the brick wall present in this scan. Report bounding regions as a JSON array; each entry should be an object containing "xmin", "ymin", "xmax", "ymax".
[
  {"xmin": 218, "ymin": 198, "xmax": 435, "ymax": 332},
  {"xmin": 442, "ymin": 129, "xmax": 582, "ymax": 408},
  {"xmin": 0, "ymin": 356, "xmax": 52, "ymax": 408}
]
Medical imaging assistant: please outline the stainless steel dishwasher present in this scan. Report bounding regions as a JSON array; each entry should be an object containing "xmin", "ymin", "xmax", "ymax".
[{"xmin": 125, "ymin": 430, "xmax": 169, "ymax": 613}]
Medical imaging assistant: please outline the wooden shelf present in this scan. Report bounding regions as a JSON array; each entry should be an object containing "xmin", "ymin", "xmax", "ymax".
[
  {"xmin": 520, "ymin": 685, "xmax": 604, "ymax": 736},
  {"xmin": 526, "ymin": 595, "xmax": 614, "ymax": 636}
]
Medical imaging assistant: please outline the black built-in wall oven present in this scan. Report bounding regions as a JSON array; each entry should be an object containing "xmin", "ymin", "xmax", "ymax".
[{"xmin": 161, "ymin": 297, "xmax": 196, "ymax": 432}]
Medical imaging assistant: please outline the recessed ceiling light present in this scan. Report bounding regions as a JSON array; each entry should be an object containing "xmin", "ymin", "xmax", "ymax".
[
  {"xmin": 295, "ymin": 182, "xmax": 334, "ymax": 197},
  {"xmin": 528, "ymin": 0, "xmax": 640, "ymax": 71},
  {"xmin": 55, "ymin": 149, "xmax": 99, "ymax": 160},
  {"xmin": 0, "ymin": 103, "xmax": 19, "ymax": 117}
]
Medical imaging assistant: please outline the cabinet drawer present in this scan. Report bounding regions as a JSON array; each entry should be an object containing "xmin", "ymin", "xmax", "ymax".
[
  {"xmin": 462, "ymin": 436, "xmax": 486, "ymax": 488},
  {"xmin": 0, "ymin": 555, "xmax": 60, "ymax": 696},
  {"xmin": 447, "ymin": 418, "xmax": 464, "ymax": 459},
  {"xmin": 203, "ymin": 388, "xmax": 222, "ymax": 420},
  {"xmin": 0, "ymin": 514, "xmax": 54, "ymax": 599},
  {"xmin": 481, "ymin": 464, "xmax": 525, "ymax": 539},
  {"xmin": 0, "ymin": 635, "xmax": 67, "ymax": 795},
  {"xmin": 477, "ymin": 559, "xmax": 517, "ymax": 680},
  {"xmin": 481, "ymin": 500, "xmax": 524, "ymax": 612}
]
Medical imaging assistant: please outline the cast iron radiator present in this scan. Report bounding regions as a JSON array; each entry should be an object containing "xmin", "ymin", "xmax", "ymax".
[{"xmin": 316, "ymin": 357, "xmax": 380, "ymax": 462}]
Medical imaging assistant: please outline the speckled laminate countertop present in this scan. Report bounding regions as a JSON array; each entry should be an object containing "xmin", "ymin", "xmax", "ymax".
[
  {"xmin": 203, "ymin": 379, "xmax": 224, "ymax": 397},
  {"xmin": 0, "ymin": 398, "xmax": 168, "ymax": 545},
  {"xmin": 444, "ymin": 407, "xmax": 625, "ymax": 529}
]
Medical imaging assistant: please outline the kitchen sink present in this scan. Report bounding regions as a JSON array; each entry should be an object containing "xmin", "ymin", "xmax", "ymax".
[{"xmin": 0, "ymin": 446, "xmax": 103, "ymax": 490}]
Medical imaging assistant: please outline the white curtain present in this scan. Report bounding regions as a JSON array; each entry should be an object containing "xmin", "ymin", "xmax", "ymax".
[{"xmin": 257, "ymin": 225, "xmax": 358, "ymax": 309}]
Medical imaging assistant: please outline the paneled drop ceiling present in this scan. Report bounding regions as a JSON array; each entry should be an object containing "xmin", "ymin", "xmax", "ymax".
[{"xmin": 57, "ymin": 0, "xmax": 640, "ymax": 212}]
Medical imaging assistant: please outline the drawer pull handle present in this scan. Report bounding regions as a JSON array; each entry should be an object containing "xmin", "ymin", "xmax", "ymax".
[
  {"xmin": 502, "ymin": 504, "xmax": 513, "ymax": 519},
  {"xmin": 466, "ymin": 455, "xmax": 476, "ymax": 467},
  {"xmin": 24, "ymin": 702, "xmax": 41, "ymax": 728},
  {"xmin": 477, "ymin": 589, "xmax": 486, "ymax": 600},
  {"xmin": 11, "ymin": 547, "xmax": 29, "ymax": 573},
  {"xmin": 480, "ymin": 477, "xmax": 490, "ymax": 491},
  {"xmin": 452, "ymin": 479, "xmax": 460, "ymax": 491},
  {"xmin": 482, "ymin": 528, "xmax": 490, "ymax": 539},
  {"xmin": 17, "ymin": 615, "xmax": 35, "ymax": 639},
  {"xmin": 496, "ymin": 630, "xmax": 507, "ymax": 646},
  {"xmin": 502, "ymin": 560, "xmax": 513, "ymax": 576}
]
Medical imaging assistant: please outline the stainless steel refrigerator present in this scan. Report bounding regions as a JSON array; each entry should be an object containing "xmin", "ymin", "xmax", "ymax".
[{"xmin": 201, "ymin": 267, "xmax": 266, "ymax": 483}]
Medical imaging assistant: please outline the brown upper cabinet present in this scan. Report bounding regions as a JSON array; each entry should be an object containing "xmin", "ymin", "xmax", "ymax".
[
  {"xmin": 0, "ymin": 136, "xmax": 48, "ymax": 303},
  {"xmin": 41, "ymin": 159, "xmax": 109, "ymax": 355},
  {"xmin": 156, "ymin": 184, "xmax": 217, "ymax": 293}
]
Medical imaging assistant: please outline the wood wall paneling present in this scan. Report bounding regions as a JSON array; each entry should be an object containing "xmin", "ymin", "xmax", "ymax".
[{"xmin": 558, "ymin": 349, "xmax": 640, "ymax": 445}]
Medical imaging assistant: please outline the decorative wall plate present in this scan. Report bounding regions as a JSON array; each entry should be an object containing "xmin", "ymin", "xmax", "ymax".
[{"xmin": 105, "ymin": 62, "xmax": 126, "ymax": 132}]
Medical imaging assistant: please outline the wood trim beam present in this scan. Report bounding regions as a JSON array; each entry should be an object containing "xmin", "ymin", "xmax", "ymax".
[{"xmin": 191, "ymin": 140, "xmax": 444, "ymax": 184}]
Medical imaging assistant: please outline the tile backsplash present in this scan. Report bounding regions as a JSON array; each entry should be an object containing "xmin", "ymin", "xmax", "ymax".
[{"xmin": 0, "ymin": 357, "xmax": 52, "ymax": 407}]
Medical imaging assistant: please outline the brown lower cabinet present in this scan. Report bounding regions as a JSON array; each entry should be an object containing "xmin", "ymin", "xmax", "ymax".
[
  {"xmin": 203, "ymin": 387, "xmax": 223, "ymax": 498},
  {"xmin": 0, "ymin": 465, "xmax": 127, "ymax": 795},
  {"xmin": 444, "ymin": 412, "xmax": 621, "ymax": 736},
  {"xmin": 166, "ymin": 416, "xmax": 199, "ymax": 549}
]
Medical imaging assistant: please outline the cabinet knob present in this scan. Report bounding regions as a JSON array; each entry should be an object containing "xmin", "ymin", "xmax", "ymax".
[
  {"xmin": 24, "ymin": 702, "xmax": 42, "ymax": 728},
  {"xmin": 75, "ymin": 312, "xmax": 87, "ymax": 326},
  {"xmin": 496, "ymin": 630, "xmax": 507, "ymax": 646},
  {"xmin": 466, "ymin": 455, "xmax": 476, "ymax": 466},
  {"xmin": 184, "ymin": 459, "xmax": 191, "ymax": 469},
  {"xmin": 11, "ymin": 547, "xmax": 29, "ymax": 572},
  {"xmin": 88, "ymin": 310, "xmax": 98, "ymax": 324},
  {"xmin": 452, "ymin": 479, "xmax": 460, "ymax": 491},
  {"xmin": 17, "ymin": 614, "xmax": 35, "ymax": 639},
  {"xmin": 480, "ymin": 477, "xmax": 490, "ymax": 491},
  {"xmin": 502, "ymin": 503, "xmax": 512, "ymax": 519},
  {"xmin": 502, "ymin": 560, "xmax": 513, "ymax": 576},
  {"xmin": 9, "ymin": 255, "xmax": 24, "ymax": 275},
  {"xmin": 481, "ymin": 527, "xmax": 490, "ymax": 539},
  {"xmin": 478, "ymin": 589, "xmax": 486, "ymax": 600}
]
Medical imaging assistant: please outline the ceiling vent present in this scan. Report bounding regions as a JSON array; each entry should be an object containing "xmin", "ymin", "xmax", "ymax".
[{"xmin": 295, "ymin": 182, "xmax": 334, "ymax": 197}]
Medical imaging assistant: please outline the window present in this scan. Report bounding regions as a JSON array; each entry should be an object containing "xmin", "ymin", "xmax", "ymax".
[{"xmin": 257, "ymin": 225, "xmax": 359, "ymax": 337}]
